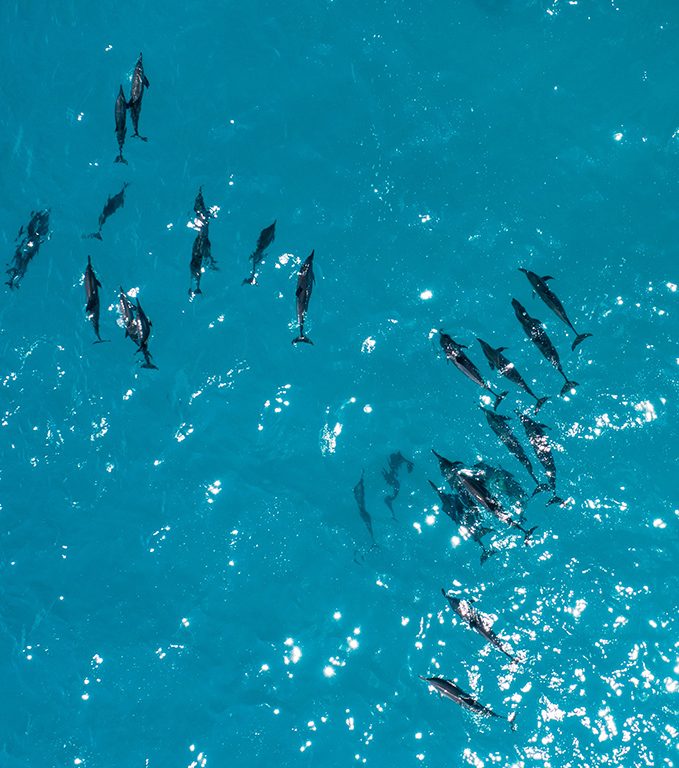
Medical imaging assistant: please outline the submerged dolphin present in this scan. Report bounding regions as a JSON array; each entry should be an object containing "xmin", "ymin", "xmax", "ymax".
[
  {"xmin": 292, "ymin": 250, "xmax": 315, "ymax": 345},
  {"xmin": 84, "ymin": 256, "xmax": 109, "ymax": 344},
  {"xmin": 354, "ymin": 470, "xmax": 375, "ymax": 543},
  {"xmin": 6, "ymin": 209, "xmax": 50, "ymax": 289},
  {"xmin": 439, "ymin": 332, "xmax": 507, "ymax": 410},
  {"xmin": 477, "ymin": 338, "xmax": 550, "ymax": 413},
  {"xmin": 85, "ymin": 183, "xmax": 129, "ymax": 240},
  {"xmin": 420, "ymin": 676, "xmax": 516, "ymax": 728},
  {"xmin": 441, "ymin": 589, "xmax": 519, "ymax": 663},
  {"xmin": 243, "ymin": 221, "xmax": 276, "ymax": 285},
  {"xmin": 382, "ymin": 451, "xmax": 414, "ymax": 517},
  {"xmin": 519, "ymin": 268, "xmax": 592, "ymax": 350},
  {"xmin": 114, "ymin": 85, "xmax": 128, "ymax": 164},
  {"xmin": 512, "ymin": 299, "xmax": 578, "ymax": 397}
]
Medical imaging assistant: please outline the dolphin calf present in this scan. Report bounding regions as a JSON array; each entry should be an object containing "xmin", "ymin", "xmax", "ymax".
[
  {"xmin": 84, "ymin": 256, "xmax": 108, "ymax": 344},
  {"xmin": 441, "ymin": 589, "xmax": 519, "ymax": 663},
  {"xmin": 519, "ymin": 268, "xmax": 592, "ymax": 350},
  {"xmin": 354, "ymin": 470, "xmax": 375, "ymax": 543},
  {"xmin": 243, "ymin": 220, "xmax": 276, "ymax": 285},
  {"xmin": 382, "ymin": 451, "xmax": 414, "ymax": 518},
  {"xmin": 127, "ymin": 53, "xmax": 150, "ymax": 141},
  {"xmin": 516, "ymin": 411, "xmax": 564, "ymax": 505},
  {"xmin": 420, "ymin": 676, "xmax": 516, "ymax": 728},
  {"xmin": 114, "ymin": 85, "xmax": 128, "ymax": 164},
  {"xmin": 438, "ymin": 332, "xmax": 507, "ymax": 410},
  {"xmin": 6, "ymin": 209, "xmax": 50, "ymax": 289},
  {"xmin": 512, "ymin": 299, "xmax": 578, "ymax": 397},
  {"xmin": 477, "ymin": 338, "xmax": 550, "ymax": 413},
  {"xmin": 292, "ymin": 250, "xmax": 315, "ymax": 345},
  {"xmin": 480, "ymin": 406, "xmax": 544, "ymax": 491},
  {"xmin": 85, "ymin": 183, "xmax": 129, "ymax": 240}
]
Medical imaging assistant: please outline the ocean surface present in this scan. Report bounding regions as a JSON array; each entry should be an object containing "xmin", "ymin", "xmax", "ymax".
[{"xmin": 1, "ymin": 1, "xmax": 677, "ymax": 766}]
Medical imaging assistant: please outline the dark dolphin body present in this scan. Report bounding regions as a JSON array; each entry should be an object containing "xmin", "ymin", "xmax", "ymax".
[
  {"xmin": 127, "ymin": 53, "xmax": 150, "ymax": 141},
  {"xmin": 428, "ymin": 480, "xmax": 495, "ymax": 563},
  {"xmin": 438, "ymin": 332, "xmax": 507, "ymax": 410},
  {"xmin": 382, "ymin": 451, "xmax": 414, "ymax": 517},
  {"xmin": 353, "ymin": 470, "xmax": 375, "ymax": 543},
  {"xmin": 454, "ymin": 466, "xmax": 537, "ymax": 543},
  {"xmin": 6, "ymin": 209, "xmax": 50, "ymax": 290},
  {"xmin": 114, "ymin": 85, "xmax": 128, "ymax": 164},
  {"xmin": 84, "ymin": 256, "xmax": 108, "ymax": 343},
  {"xmin": 85, "ymin": 183, "xmax": 129, "ymax": 240},
  {"xmin": 512, "ymin": 299, "xmax": 578, "ymax": 397},
  {"xmin": 189, "ymin": 223, "xmax": 217, "ymax": 296},
  {"xmin": 118, "ymin": 288, "xmax": 157, "ymax": 369},
  {"xmin": 516, "ymin": 411, "xmax": 564, "ymax": 505},
  {"xmin": 473, "ymin": 461, "xmax": 527, "ymax": 516},
  {"xmin": 477, "ymin": 338, "xmax": 550, "ymax": 413},
  {"xmin": 441, "ymin": 589, "xmax": 519, "ymax": 663},
  {"xmin": 480, "ymin": 407, "xmax": 544, "ymax": 492},
  {"xmin": 292, "ymin": 250, "xmax": 315, "ymax": 345},
  {"xmin": 243, "ymin": 220, "xmax": 276, "ymax": 285},
  {"xmin": 420, "ymin": 676, "xmax": 515, "ymax": 728},
  {"xmin": 519, "ymin": 268, "xmax": 592, "ymax": 350},
  {"xmin": 193, "ymin": 187, "xmax": 212, "ymax": 225}
]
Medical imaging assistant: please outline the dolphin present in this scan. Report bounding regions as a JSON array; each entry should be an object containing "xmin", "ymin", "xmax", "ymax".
[
  {"xmin": 420, "ymin": 676, "xmax": 516, "ymax": 728},
  {"xmin": 118, "ymin": 288, "xmax": 157, "ymax": 369},
  {"xmin": 511, "ymin": 299, "xmax": 578, "ymax": 397},
  {"xmin": 127, "ymin": 52, "xmax": 150, "ymax": 141},
  {"xmin": 243, "ymin": 220, "xmax": 276, "ymax": 285},
  {"xmin": 292, "ymin": 250, "xmax": 315, "ymax": 345},
  {"xmin": 441, "ymin": 589, "xmax": 519, "ymax": 663},
  {"xmin": 134, "ymin": 298, "xmax": 157, "ymax": 369},
  {"xmin": 85, "ymin": 183, "xmax": 129, "ymax": 240},
  {"xmin": 189, "ymin": 223, "xmax": 217, "ymax": 296},
  {"xmin": 519, "ymin": 268, "xmax": 592, "ymax": 350},
  {"xmin": 6, "ymin": 209, "xmax": 50, "ymax": 289},
  {"xmin": 516, "ymin": 410, "xmax": 564, "ymax": 505},
  {"xmin": 477, "ymin": 338, "xmax": 550, "ymax": 413},
  {"xmin": 193, "ymin": 186, "xmax": 212, "ymax": 225},
  {"xmin": 480, "ymin": 406, "xmax": 545, "ymax": 492},
  {"xmin": 84, "ymin": 256, "xmax": 109, "ymax": 343},
  {"xmin": 382, "ymin": 451, "xmax": 414, "ymax": 518},
  {"xmin": 354, "ymin": 470, "xmax": 375, "ymax": 543},
  {"xmin": 439, "ymin": 332, "xmax": 507, "ymax": 410},
  {"xmin": 114, "ymin": 85, "xmax": 128, "ymax": 164}
]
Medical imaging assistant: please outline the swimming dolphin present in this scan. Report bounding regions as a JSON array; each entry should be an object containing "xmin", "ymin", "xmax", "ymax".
[
  {"xmin": 519, "ymin": 268, "xmax": 592, "ymax": 350},
  {"xmin": 84, "ymin": 256, "xmax": 108, "ymax": 344},
  {"xmin": 189, "ymin": 223, "xmax": 217, "ymax": 296},
  {"xmin": 382, "ymin": 451, "xmax": 414, "ymax": 517},
  {"xmin": 85, "ymin": 183, "xmax": 129, "ymax": 240},
  {"xmin": 292, "ymin": 250, "xmax": 315, "ymax": 345},
  {"xmin": 353, "ymin": 470, "xmax": 375, "ymax": 543},
  {"xmin": 480, "ymin": 407, "xmax": 545, "ymax": 492},
  {"xmin": 438, "ymin": 332, "xmax": 507, "ymax": 410},
  {"xmin": 118, "ymin": 288, "xmax": 157, "ymax": 369},
  {"xmin": 420, "ymin": 676, "xmax": 516, "ymax": 728},
  {"xmin": 428, "ymin": 481, "xmax": 495, "ymax": 563},
  {"xmin": 193, "ymin": 186, "xmax": 212, "ymax": 225},
  {"xmin": 511, "ymin": 299, "xmax": 578, "ymax": 397},
  {"xmin": 114, "ymin": 85, "xmax": 128, "ymax": 164},
  {"xmin": 516, "ymin": 410, "xmax": 564, "ymax": 505},
  {"xmin": 473, "ymin": 462, "xmax": 527, "ymax": 516},
  {"xmin": 127, "ymin": 53, "xmax": 150, "ymax": 141},
  {"xmin": 243, "ymin": 220, "xmax": 276, "ymax": 285},
  {"xmin": 455, "ymin": 467, "xmax": 537, "ymax": 543},
  {"xmin": 134, "ymin": 298, "xmax": 157, "ymax": 369},
  {"xmin": 6, "ymin": 209, "xmax": 50, "ymax": 289},
  {"xmin": 441, "ymin": 589, "xmax": 519, "ymax": 663},
  {"xmin": 477, "ymin": 338, "xmax": 550, "ymax": 413}
]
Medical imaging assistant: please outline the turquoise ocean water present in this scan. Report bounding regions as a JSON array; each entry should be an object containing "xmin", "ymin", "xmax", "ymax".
[{"xmin": 1, "ymin": 2, "xmax": 677, "ymax": 766}]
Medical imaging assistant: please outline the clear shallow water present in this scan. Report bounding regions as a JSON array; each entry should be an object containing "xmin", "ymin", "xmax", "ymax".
[{"xmin": 0, "ymin": 1, "xmax": 677, "ymax": 767}]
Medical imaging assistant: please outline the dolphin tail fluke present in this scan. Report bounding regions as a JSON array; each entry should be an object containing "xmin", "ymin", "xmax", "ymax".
[
  {"xmin": 559, "ymin": 379, "xmax": 578, "ymax": 397},
  {"xmin": 93, "ymin": 338, "xmax": 110, "ymax": 345},
  {"xmin": 83, "ymin": 232, "xmax": 103, "ymax": 241},
  {"xmin": 493, "ymin": 390, "xmax": 509, "ymax": 410},
  {"xmin": 242, "ymin": 276, "xmax": 256, "ymax": 285},
  {"xmin": 572, "ymin": 332, "xmax": 592, "ymax": 351},
  {"xmin": 534, "ymin": 396, "xmax": 550, "ymax": 413},
  {"xmin": 523, "ymin": 525, "xmax": 538, "ymax": 543},
  {"xmin": 141, "ymin": 361, "xmax": 159, "ymax": 370},
  {"xmin": 531, "ymin": 483, "xmax": 551, "ymax": 497},
  {"xmin": 114, "ymin": 154, "xmax": 128, "ymax": 165},
  {"xmin": 292, "ymin": 334, "xmax": 313, "ymax": 345},
  {"xmin": 507, "ymin": 712, "xmax": 518, "ymax": 732},
  {"xmin": 547, "ymin": 495, "xmax": 565, "ymax": 506}
]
